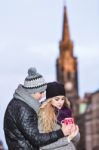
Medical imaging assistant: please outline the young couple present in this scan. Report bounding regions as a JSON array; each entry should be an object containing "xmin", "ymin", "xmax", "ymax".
[{"xmin": 4, "ymin": 67, "xmax": 80, "ymax": 150}]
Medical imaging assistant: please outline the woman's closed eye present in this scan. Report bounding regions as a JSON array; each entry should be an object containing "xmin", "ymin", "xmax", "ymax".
[
  {"xmin": 61, "ymin": 97, "xmax": 65, "ymax": 101},
  {"xmin": 54, "ymin": 98, "xmax": 60, "ymax": 101},
  {"xmin": 54, "ymin": 97, "xmax": 65, "ymax": 101}
]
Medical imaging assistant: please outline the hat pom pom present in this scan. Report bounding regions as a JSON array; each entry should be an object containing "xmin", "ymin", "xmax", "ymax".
[{"xmin": 28, "ymin": 67, "xmax": 37, "ymax": 76}]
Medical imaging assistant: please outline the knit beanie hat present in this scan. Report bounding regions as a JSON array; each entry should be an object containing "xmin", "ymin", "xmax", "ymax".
[
  {"xmin": 23, "ymin": 67, "xmax": 47, "ymax": 94},
  {"xmin": 46, "ymin": 82, "xmax": 65, "ymax": 99}
]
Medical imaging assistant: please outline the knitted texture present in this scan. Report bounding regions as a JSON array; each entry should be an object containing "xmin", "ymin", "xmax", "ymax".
[
  {"xmin": 46, "ymin": 82, "xmax": 65, "ymax": 99},
  {"xmin": 23, "ymin": 67, "xmax": 47, "ymax": 94}
]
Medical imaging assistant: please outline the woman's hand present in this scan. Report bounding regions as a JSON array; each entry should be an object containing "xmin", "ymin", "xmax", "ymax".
[
  {"xmin": 61, "ymin": 123, "xmax": 71, "ymax": 136},
  {"xmin": 71, "ymin": 124, "xmax": 79, "ymax": 135},
  {"xmin": 68, "ymin": 125, "xmax": 79, "ymax": 141}
]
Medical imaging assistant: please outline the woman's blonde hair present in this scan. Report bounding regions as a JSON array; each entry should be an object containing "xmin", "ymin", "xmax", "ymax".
[
  {"xmin": 38, "ymin": 96, "xmax": 70, "ymax": 132},
  {"xmin": 63, "ymin": 97, "xmax": 71, "ymax": 108}
]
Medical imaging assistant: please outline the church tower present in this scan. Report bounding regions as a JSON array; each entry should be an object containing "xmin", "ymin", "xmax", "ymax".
[{"xmin": 56, "ymin": 6, "xmax": 79, "ymax": 115}]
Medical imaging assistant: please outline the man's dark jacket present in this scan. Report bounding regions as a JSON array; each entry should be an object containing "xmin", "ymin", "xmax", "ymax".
[{"xmin": 4, "ymin": 98, "xmax": 63, "ymax": 150}]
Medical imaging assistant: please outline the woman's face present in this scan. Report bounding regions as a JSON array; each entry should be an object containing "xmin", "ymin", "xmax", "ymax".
[{"xmin": 51, "ymin": 96, "xmax": 65, "ymax": 109}]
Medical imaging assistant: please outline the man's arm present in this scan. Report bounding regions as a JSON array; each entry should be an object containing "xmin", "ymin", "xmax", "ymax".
[
  {"xmin": 40, "ymin": 132, "xmax": 80, "ymax": 150},
  {"xmin": 40, "ymin": 136, "xmax": 71, "ymax": 150},
  {"xmin": 17, "ymin": 105, "xmax": 64, "ymax": 147}
]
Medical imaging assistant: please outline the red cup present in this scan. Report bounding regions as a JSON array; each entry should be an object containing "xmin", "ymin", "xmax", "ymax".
[{"xmin": 61, "ymin": 117, "xmax": 74, "ymax": 125}]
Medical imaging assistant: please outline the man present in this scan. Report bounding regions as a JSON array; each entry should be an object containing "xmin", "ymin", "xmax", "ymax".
[{"xmin": 4, "ymin": 67, "xmax": 69, "ymax": 150}]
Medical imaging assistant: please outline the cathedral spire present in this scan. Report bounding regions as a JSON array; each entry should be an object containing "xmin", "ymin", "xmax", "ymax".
[
  {"xmin": 56, "ymin": 3, "xmax": 79, "ymax": 116},
  {"xmin": 62, "ymin": 5, "xmax": 70, "ymax": 42}
]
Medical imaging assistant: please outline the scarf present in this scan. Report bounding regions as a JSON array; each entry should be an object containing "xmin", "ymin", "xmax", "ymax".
[
  {"xmin": 57, "ymin": 107, "xmax": 72, "ymax": 124},
  {"xmin": 13, "ymin": 84, "xmax": 40, "ymax": 113}
]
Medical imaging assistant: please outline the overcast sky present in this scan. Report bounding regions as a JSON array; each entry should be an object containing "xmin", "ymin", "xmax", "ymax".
[{"xmin": 0, "ymin": 0, "xmax": 99, "ymax": 148}]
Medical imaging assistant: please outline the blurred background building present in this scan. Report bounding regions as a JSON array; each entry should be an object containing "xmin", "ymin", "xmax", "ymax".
[
  {"xmin": 56, "ymin": 6, "xmax": 79, "ymax": 116},
  {"xmin": 56, "ymin": 5, "xmax": 99, "ymax": 150},
  {"xmin": 85, "ymin": 91, "xmax": 99, "ymax": 150}
]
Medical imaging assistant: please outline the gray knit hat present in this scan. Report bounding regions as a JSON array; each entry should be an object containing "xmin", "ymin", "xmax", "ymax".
[{"xmin": 23, "ymin": 67, "xmax": 47, "ymax": 94}]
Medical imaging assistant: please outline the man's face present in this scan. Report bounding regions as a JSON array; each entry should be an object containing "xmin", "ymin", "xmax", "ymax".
[{"xmin": 32, "ymin": 91, "xmax": 46, "ymax": 101}]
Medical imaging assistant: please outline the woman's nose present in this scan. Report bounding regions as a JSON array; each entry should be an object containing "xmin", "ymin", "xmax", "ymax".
[{"xmin": 59, "ymin": 100, "xmax": 63, "ymax": 104}]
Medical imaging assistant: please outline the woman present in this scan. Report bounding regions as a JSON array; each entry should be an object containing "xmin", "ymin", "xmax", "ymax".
[{"xmin": 38, "ymin": 82, "xmax": 80, "ymax": 150}]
